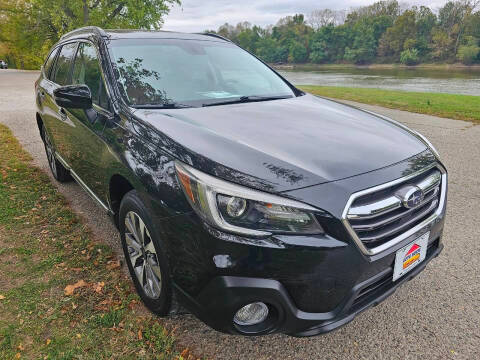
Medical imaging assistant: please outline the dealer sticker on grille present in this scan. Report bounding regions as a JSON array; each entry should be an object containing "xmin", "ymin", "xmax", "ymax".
[{"xmin": 393, "ymin": 232, "xmax": 429, "ymax": 281}]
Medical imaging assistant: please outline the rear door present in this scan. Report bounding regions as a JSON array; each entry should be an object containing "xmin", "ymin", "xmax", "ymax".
[
  {"xmin": 45, "ymin": 42, "xmax": 79, "ymax": 163},
  {"xmin": 37, "ymin": 46, "xmax": 60, "ymax": 141}
]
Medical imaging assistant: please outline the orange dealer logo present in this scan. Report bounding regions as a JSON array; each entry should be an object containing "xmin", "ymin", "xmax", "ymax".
[{"xmin": 403, "ymin": 243, "xmax": 421, "ymax": 269}]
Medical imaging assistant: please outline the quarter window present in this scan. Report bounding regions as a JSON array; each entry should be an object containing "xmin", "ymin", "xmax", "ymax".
[
  {"xmin": 72, "ymin": 42, "xmax": 108, "ymax": 109},
  {"xmin": 44, "ymin": 47, "xmax": 59, "ymax": 80},
  {"xmin": 53, "ymin": 43, "xmax": 78, "ymax": 86}
]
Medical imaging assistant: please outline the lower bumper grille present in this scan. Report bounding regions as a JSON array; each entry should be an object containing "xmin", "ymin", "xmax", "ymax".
[{"xmin": 351, "ymin": 239, "xmax": 439, "ymax": 310}]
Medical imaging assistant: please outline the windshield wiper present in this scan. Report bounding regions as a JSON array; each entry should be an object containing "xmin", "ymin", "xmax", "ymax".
[
  {"xmin": 131, "ymin": 102, "xmax": 194, "ymax": 109},
  {"xmin": 202, "ymin": 95, "xmax": 293, "ymax": 107}
]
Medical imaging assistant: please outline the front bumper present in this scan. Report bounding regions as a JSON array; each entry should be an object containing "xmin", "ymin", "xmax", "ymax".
[
  {"xmin": 174, "ymin": 238, "xmax": 442, "ymax": 336},
  {"xmin": 151, "ymin": 154, "xmax": 447, "ymax": 336}
]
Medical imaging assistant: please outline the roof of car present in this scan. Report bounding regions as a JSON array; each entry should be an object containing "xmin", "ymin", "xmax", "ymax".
[{"xmin": 60, "ymin": 26, "xmax": 230, "ymax": 42}]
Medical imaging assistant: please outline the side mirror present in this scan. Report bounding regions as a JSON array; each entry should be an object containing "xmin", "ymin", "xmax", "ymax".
[{"xmin": 53, "ymin": 84, "xmax": 92, "ymax": 109}]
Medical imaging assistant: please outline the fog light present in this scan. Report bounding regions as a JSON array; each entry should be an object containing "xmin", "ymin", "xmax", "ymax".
[{"xmin": 233, "ymin": 302, "xmax": 269, "ymax": 326}]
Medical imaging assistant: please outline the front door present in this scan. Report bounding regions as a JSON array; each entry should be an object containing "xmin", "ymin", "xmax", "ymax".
[{"xmin": 67, "ymin": 41, "xmax": 112, "ymax": 203}]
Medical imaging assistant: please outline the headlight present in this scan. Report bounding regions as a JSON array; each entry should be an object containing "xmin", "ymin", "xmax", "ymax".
[{"xmin": 175, "ymin": 161, "xmax": 324, "ymax": 236}]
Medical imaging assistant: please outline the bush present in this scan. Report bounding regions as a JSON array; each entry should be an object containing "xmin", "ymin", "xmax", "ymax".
[
  {"xmin": 457, "ymin": 45, "xmax": 480, "ymax": 65},
  {"xmin": 400, "ymin": 48, "xmax": 420, "ymax": 65}
]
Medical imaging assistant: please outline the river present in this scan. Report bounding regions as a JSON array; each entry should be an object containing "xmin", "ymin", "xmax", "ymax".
[{"xmin": 277, "ymin": 67, "xmax": 480, "ymax": 96}]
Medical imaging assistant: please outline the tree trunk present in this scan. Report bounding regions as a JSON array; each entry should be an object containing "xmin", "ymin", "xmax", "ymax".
[{"xmin": 83, "ymin": 0, "xmax": 89, "ymax": 25}]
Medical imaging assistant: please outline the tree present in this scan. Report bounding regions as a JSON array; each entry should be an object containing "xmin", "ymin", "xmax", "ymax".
[
  {"xmin": 378, "ymin": 10, "xmax": 417, "ymax": 60},
  {"xmin": 0, "ymin": 0, "xmax": 180, "ymax": 69},
  {"xmin": 288, "ymin": 41, "xmax": 308, "ymax": 63},
  {"xmin": 308, "ymin": 9, "xmax": 345, "ymax": 29}
]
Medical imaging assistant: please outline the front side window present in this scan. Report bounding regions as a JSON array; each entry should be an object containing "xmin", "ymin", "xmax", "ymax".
[
  {"xmin": 72, "ymin": 42, "xmax": 108, "ymax": 109},
  {"xmin": 109, "ymin": 38, "xmax": 295, "ymax": 107},
  {"xmin": 44, "ymin": 47, "xmax": 59, "ymax": 80},
  {"xmin": 53, "ymin": 43, "xmax": 78, "ymax": 86}
]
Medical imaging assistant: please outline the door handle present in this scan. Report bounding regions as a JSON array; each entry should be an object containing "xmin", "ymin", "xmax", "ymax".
[{"xmin": 58, "ymin": 108, "xmax": 68, "ymax": 121}]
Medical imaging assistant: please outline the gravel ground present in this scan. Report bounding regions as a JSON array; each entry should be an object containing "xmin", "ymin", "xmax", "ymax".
[{"xmin": 1, "ymin": 69, "xmax": 479, "ymax": 359}]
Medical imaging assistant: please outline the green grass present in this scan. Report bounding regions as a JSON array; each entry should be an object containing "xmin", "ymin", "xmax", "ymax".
[
  {"xmin": 0, "ymin": 124, "xmax": 203, "ymax": 360},
  {"xmin": 299, "ymin": 85, "xmax": 480, "ymax": 124}
]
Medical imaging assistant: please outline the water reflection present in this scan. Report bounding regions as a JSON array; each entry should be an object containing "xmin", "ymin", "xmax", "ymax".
[{"xmin": 279, "ymin": 67, "xmax": 480, "ymax": 96}]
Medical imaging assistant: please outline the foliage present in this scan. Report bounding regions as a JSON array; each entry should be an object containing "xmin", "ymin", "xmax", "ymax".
[
  {"xmin": 457, "ymin": 44, "xmax": 480, "ymax": 64},
  {"xmin": 0, "ymin": 0, "xmax": 180, "ymax": 69},
  {"xmin": 400, "ymin": 48, "xmax": 420, "ymax": 65},
  {"xmin": 209, "ymin": 1, "xmax": 480, "ymax": 65}
]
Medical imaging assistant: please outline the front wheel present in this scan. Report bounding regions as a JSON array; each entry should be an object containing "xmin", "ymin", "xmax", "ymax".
[{"xmin": 119, "ymin": 190, "xmax": 172, "ymax": 315}]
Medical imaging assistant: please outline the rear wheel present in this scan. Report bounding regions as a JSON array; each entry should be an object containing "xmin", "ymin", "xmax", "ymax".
[
  {"xmin": 42, "ymin": 125, "xmax": 71, "ymax": 182},
  {"xmin": 119, "ymin": 190, "xmax": 172, "ymax": 315}
]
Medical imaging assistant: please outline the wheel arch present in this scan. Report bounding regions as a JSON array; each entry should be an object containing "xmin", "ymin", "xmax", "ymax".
[
  {"xmin": 109, "ymin": 174, "xmax": 135, "ymax": 228},
  {"xmin": 36, "ymin": 113, "xmax": 45, "ymax": 141}
]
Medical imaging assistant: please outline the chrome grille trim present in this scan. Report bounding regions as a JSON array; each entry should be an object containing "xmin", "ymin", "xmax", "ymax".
[
  {"xmin": 342, "ymin": 164, "xmax": 447, "ymax": 256},
  {"xmin": 347, "ymin": 169, "xmax": 441, "ymax": 220}
]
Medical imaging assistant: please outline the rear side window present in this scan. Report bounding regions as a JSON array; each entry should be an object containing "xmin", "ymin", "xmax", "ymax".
[
  {"xmin": 44, "ymin": 47, "xmax": 59, "ymax": 80},
  {"xmin": 72, "ymin": 42, "xmax": 108, "ymax": 108},
  {"xmin": 53, "ymin": 42, "xmax": 78, "ymax": 86}
]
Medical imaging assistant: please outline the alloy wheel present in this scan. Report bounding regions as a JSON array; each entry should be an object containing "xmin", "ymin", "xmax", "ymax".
[{"xmin": 124, "ymin": 211, "xmax": 162, "ymax": 299}]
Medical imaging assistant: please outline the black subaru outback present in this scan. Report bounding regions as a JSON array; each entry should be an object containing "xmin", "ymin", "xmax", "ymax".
[{"xmin": 35, "ymin": 26, "xmax": 447, "ymax": 337}]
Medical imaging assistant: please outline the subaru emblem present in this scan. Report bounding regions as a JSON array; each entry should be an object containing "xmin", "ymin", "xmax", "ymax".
[{"xmin": 395, "ymin": 185, "xmax": 425, "ymax": 209}]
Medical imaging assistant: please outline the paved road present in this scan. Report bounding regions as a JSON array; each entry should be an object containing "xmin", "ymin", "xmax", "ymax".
[{"xmin": 1, "ymin": 69, "xmax": 479, "ymax": 359}]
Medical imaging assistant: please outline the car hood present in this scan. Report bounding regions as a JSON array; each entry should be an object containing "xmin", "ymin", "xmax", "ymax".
[{"xmin": 134, "ymin": 94, "xmax": 427, "ymax": 193}]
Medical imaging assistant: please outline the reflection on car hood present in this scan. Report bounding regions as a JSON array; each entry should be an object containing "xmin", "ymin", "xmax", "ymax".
[{"xmin": 134, "ymin": 94, "xmax": 427, "ymax": 193}]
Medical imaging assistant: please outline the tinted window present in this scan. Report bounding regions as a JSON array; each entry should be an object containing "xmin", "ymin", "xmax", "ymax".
[
  {"xmin": 44, "ymin": 47, "xmax": 59, "ymax": 80},
  {"xmin": 72, "ymin": 42, "xmax": 108, "ymax": 108},
  {"xmin": 53, "ymin": 43, "xmax": 78, "ymax": 86},
  {"xmin": 109, "ymin": 39, "xmax": 295, "ymax": 107}
]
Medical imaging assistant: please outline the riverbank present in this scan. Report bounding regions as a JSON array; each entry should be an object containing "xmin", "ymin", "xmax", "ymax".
[
  {"xmin": 299, "ymin": 85, "xmax": 480, "ymax": 123},
  {"xmin": 274, "ymin": 63, "xmax": 480, "ymax": 71}
]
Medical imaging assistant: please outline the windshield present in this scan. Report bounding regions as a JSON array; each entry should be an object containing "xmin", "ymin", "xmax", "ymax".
[{"xmin": 109, "ymin": 38, "xmax": 296, "ymax": 107}]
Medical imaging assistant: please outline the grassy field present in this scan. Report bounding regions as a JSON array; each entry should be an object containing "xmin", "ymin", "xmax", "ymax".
[
  {"xmin": 299, "ymin": 85, "xmax": 480, "ymax": 124},
  {"xmin": 0, "ymin": 124, "xmax": 201, "ymax": 359}
]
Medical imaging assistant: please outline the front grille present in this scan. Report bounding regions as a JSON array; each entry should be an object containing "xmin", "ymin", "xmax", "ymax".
[{"xmin": 346, "ymin": 167, "xmax": 442, "ymax": 250}]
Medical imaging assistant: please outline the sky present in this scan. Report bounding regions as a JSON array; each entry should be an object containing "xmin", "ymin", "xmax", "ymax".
[{"xmin": 163, "ymin": 0, "xmax": 449, "ymax": 33}]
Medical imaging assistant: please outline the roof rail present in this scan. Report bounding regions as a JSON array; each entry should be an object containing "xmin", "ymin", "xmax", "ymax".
[
  {"xmin": 60, "ymin": 26, "xmax": 108, "ymax": 41},
  {"xmin": 199, "ymin": 33, "xmax": 232, "ymax": 42}
]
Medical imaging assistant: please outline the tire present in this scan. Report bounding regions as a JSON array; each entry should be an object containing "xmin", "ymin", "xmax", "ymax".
[
  {"xmin": 42, "ymin": 124, "xmax": 71, "ymax": 182},
  {"xmin": 119, "ymin": 190, "xmax": 172, "ymax": 316}
]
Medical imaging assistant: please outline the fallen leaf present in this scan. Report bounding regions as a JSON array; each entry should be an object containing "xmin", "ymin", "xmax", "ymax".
[
  {"xmin": 76, "ymin": 333, "xmax": 81, "ymax": 339},
  {"xmin": 64, "ymin": 280, "xmax": 87, "ymax": 296},
  {"xmin": 17, "ymin": 344, "xmax": 24, "ymax": 351},
  {"xmin": 106, "ymin": 260, "xmax": 121, "ymax": 270},
  {"xmin": 93, "ymin": 282, "xmax": 105, "ymax": 293},
  {"xmin": 138, "ymin": 329, "xmax": 143, "ymax": 340},
  {"xmin": 15, "ymin": 353, "xmax": 21, "ymax": 359},
  {"xmin": 0, "ymin": 294, "xmax": 5, "ymax": 300},
  {"xmin": 46, "ymin": 339, "xmax": 51, "ymax": 345},
  {"xmin": 181, "ymin": 349, "xmax": 189, "ymax": 358}
]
